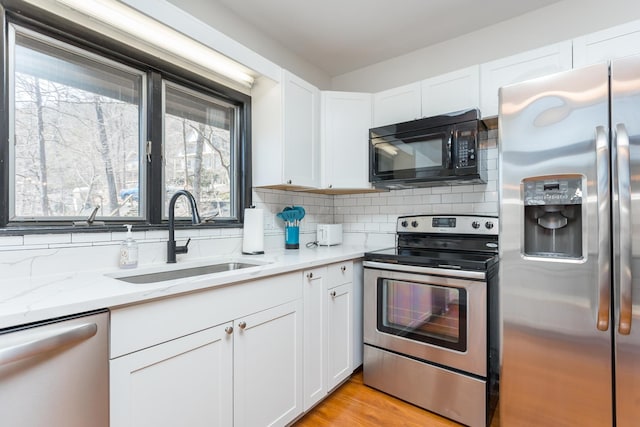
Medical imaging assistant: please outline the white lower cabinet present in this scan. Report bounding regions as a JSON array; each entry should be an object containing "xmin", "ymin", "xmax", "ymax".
[
  {"xmin": 303, "ymin": 262, "xmax": 354, "ymax": 411},
  {"xmin": 109, "ymin": 272, "xmax": 303, "ymax": 427},
  {"xmin": 302, "ymin": 266, "xmax": 327, "ymax": 410},
  {"xmin": 233, "ymin": 300, "xmax": 303, "ymax": 427},
  {"xmin": 110, "ymin": 323, "xmax": 233, "ymax": 427},
  {"xmin": 326, "ymin": 281, "xmax": 353, "ymax": 391}
]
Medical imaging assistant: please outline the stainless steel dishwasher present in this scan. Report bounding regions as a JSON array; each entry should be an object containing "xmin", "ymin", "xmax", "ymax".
[{"xmin": 0, "ymin": 309, "xmax": 109, "ymax": 426}]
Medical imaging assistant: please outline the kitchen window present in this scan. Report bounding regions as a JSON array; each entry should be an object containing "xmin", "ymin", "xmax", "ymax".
[{"xmin": 0, "ymin": 9, "xmax": 251, "ymax": 230}]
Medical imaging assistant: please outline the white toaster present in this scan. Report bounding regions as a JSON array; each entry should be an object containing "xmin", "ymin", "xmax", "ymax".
[{"xmin": 317, "ymin": 224, "xmax": 343, "ymax": 246}]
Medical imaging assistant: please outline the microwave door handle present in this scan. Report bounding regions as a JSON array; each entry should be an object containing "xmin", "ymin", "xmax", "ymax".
[
  {"xmin": 596, "ymin": 125, "xmax": 611, "ymax": 332},
  {"xmin": 616, "ymin": 123, "xmax": 632, "ymax": 335}
]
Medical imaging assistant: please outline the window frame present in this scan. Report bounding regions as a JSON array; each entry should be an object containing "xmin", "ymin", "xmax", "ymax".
[{"xmin": 0, "ymin": 1, "xmax": 252, "ymax": 233}]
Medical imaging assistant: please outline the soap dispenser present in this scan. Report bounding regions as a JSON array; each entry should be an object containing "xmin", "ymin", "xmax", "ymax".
[{"xmin": 119, "ymin": 224, "xmax": 138, "ymax": 269}]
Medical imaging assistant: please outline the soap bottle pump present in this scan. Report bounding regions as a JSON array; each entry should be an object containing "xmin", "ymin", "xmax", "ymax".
[{"xmin": 119, "ymin": 224, "xmax": 138, "ymax": 269}]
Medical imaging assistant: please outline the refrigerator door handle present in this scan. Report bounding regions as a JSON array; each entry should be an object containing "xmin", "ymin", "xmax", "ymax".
[
  {"xmin": 596, "ymin": 125, "xmax": 611, "ymax": 332},
  {"xmin": 616, "ymin": 123, "xmax": 632, "ymax": 335}
]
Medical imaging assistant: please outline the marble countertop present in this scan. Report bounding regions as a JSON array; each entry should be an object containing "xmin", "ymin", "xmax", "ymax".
[{"xmin": 0, "ymin": 245, "xmax": 377, "ymax": 330}]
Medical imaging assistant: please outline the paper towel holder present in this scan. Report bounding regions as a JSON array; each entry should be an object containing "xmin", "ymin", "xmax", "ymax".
[{"xmin": 242, "ymin": 206, "xmax": 265, "ymax": 255}]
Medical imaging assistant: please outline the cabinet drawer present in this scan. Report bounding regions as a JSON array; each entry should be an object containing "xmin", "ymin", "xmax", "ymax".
[
  {"xmin": 110, "ymin": 272, "xmax": 300, "ymax": 358},
  {"xmin": 327, "ymin": 261, "xmax": 353, "ymax": 287}
]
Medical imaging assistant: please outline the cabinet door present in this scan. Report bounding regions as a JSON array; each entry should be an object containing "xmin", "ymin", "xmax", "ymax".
[
  {"xmin": 421, "ymin": 65, "xmax": 480, "ymax": 117},
  {"xmin": 326, "ymin": 282, "xmax": 353, "ymax": 391},
  {"xmin": 573, "ymin": 20, "xmax": 640, "ymax": 67},
  {"xmin": 282, "ymin": 70, "xmax": 320, "ymax": 187},
  {"xmin": 372, "ymin": 82, "xmax": 422, "ymax": 126},
  {"xmin": 480, "ymin": 41, "xmax": 572, "ymax": 116},
  {"xmin": 234, "ymin": 299, "xmax": 303, "ymax": 427},
  {"xmin": 302, "ymin": 267, "xmax": 327, "ymax": 410},
  {"xmin": 110, "ymin": 323, "xmax": 233, "ymax": 427},
  {"xmin": 320, "ymin": 91, "xmax": 372, "ymax": 190}
]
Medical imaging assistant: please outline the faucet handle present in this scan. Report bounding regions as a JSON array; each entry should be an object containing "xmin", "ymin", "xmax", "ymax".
[{"xmin": 175, "ymin": 237, "xmax": 191, "ymax": 255}]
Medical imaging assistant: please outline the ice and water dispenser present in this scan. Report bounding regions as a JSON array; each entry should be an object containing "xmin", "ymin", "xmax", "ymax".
[{"xmin": 522, "ymin": 176, "xmax": 583, "ymax": 259}]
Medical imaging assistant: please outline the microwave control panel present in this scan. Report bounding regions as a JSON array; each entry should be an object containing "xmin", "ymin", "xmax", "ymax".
[{"xmin": 454, "ymin": 128, "xmax": 477, "ymax": 169}]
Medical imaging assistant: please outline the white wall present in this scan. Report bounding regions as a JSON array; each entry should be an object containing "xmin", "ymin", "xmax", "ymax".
[
  {"xmin": 165, "ymin": 0, "xmax": 332, "ymax": 89},
  {"xmin": 331, "ymin": 0, "xmax": 640, "ymax": 92}
]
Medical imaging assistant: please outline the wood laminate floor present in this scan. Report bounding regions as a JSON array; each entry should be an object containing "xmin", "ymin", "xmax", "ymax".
[{"xmin": 293, "ymin": 370, "xmax": 499, "ymax": 427}]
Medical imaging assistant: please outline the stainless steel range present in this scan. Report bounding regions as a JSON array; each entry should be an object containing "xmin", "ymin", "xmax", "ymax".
[{"xmin": 363, "ymin": 214, "xmax": 499, "ymax": 427}]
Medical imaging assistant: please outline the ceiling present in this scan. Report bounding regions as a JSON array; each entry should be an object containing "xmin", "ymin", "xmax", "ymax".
[{"xmin": 210, "ymin": 0, "xmax": 565, "ymax": 76}]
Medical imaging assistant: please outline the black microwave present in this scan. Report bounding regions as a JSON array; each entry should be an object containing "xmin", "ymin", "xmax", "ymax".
[{"xmin": 369, "ymin": 109, "xmax": 487, "ymax": 189}]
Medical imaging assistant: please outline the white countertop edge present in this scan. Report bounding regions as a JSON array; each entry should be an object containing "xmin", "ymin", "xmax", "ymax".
[{"xmin": 0, "ymin": 245, "xmax": 379, "ymax": 330}]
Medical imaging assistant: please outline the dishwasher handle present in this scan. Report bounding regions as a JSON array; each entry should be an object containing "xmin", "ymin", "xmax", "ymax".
[{"xmin": 0, "ymin": 322, "xmax": 98, "ymax": 366}]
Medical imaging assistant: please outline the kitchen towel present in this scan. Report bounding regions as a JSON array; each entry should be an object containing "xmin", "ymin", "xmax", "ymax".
[{"xmin": 242, "ymin": 207, "xmax": 264, "ymax": 254}]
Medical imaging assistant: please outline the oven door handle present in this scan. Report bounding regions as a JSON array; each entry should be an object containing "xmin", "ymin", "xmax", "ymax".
[{"xmin": 363, "ymin": 261, "xmax": 486, "ymax": 280}]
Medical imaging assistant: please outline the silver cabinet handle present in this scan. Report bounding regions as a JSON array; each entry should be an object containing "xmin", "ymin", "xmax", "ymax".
[
  {"xmin": 595, "ymin": 125, "xmax": 611, "ymax": 332},
  {"xmin": 225, "ymin": 326, "xmax": 233, "ymax": 335},
  {"xmin": 238, "ymin": 321, "xmax": 247, "ymax": 330},
  {"xmin": 0, "ymin": 322, "xmax": 97, "ymax": 367},
  {"xmin": 616, "ymin": 123, "xmax": 632, "ymax": 335},
  {"xmin": 330, "ymin": 291, "xmax": 337, "ymax": 298},
  {"xmin": 306, "ymin": 272, "xmax": 313, "ymax": 279},
  {"xmin": 340, "ymin": 266, "xmax": 346, "ymax": 272}
]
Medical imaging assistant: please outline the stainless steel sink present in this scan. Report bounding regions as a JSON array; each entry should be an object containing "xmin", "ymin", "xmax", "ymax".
[{"xmin": 115, "ymin": 262, "xmax": 263, "ymax": 284}]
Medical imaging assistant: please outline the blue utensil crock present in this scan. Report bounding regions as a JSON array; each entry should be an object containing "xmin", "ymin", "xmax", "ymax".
[{"xmin": 285, "ymin": 225, "xmax": 299, "ymax": 249}]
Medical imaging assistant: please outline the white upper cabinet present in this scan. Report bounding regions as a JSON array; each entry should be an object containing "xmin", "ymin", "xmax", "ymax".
[
  {"xmin": 320, "ymin": 91, "xmax": 372, "ymax": 191},
  {"xmin": 421, "ymin": 65, "xmax": 480, "ymax": 117},
  {"xmin": 372, "ymin": 82, "xmax": 422, "ymax": 126},
  {"xmin": 252, "ymin": 70, "xmax": 320, "ymax": 189},
  {"xmin": 480, "ymin": 41, "xmax": 573, "ymax": 117},
  {"xmin": 573, "ymin": 19, "xmax": 640, "ymax": 67}
]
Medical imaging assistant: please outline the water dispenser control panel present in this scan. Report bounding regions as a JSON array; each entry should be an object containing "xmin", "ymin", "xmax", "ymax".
[{"xmin": 523, "ymin": 177, "xmax": 582, "ymax": 206}]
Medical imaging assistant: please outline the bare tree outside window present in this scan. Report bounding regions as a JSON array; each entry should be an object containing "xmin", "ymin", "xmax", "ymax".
[
  {"xmin": 12, "ymin": 29, "xmax": 142, "ymax": 221},
  {"xmin": 163, "ymin": 82, "xmax": 235, "ymax": 219}
]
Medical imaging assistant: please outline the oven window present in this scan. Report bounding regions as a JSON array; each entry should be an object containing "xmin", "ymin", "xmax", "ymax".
[{"xmin": 377, "ymin": 279, "xmax": 467, "ymax": 352}]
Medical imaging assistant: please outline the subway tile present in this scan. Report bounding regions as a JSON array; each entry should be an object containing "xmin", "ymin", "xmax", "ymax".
[
  {"xmin": 412, "ymin": 187, "xmax": 432, "ymax": 196},
  {"xmin": 24, "ymin": 233, "xmax": 71, "ymax": 245},
  {"xmin": 463, "ymin": 192, "xmax": 485, "ymax": 203},
  {"xmin": 422, "ymin": 194, "xmax": 442, "ymax": 204},
  {"xmin": 72, "ymin": 232, "xmax": 112, "ymax": 244},
  {"xmin": 442, "ymin": 193, "xmax": 462, "ymax": 204},
  {"xmin": 431, "ymin": 186, "xmax": 451, "ymax": 194},
  {"xmin": 363, "ymin": 205, "xmax": 380, "ymax": 215},
  {"xmin": 0, "ymin": 236, "xmax": 24, "ymax": 246}
]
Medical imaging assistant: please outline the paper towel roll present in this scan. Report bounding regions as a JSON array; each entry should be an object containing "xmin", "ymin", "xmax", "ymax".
[{"xmin": 242, "ymin": 207, "xmax": 264, "ymax": 254}]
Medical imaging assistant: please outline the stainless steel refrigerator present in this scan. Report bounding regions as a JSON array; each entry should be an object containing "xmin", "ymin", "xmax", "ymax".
[{"xmin": 499, "ymin": 55, "xmax": 640, "ymax": 426}]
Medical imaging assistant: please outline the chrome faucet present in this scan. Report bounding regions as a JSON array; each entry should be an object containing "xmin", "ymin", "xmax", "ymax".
[{"xmin": 167, "ymin": 190, "xmax": 201, "ymax": 263}]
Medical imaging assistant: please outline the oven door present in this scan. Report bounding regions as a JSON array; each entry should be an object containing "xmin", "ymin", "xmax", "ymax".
[
  {"xmin": 364, "ymin": 261, "xmax": 487, "ymax": 377},
  {"xmin": 369, "ymin": 126, "xmax": 452, "ymax": 182}
]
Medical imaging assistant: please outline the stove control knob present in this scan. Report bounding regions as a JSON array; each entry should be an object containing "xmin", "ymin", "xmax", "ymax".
[
  {"xmin": 485, "ymin": 221, "xmax": 494, "ymax": 230},
  {"xmin": 401, "ymin": 220, "xmax": 409, "ymax": 228},
  {"xmin": 411, "ymin": 221, "xmax": 419, "ymax": 228},
  {"xmin": 472, "ymin": 221, "xmax": 481, "ymax": 229}
]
